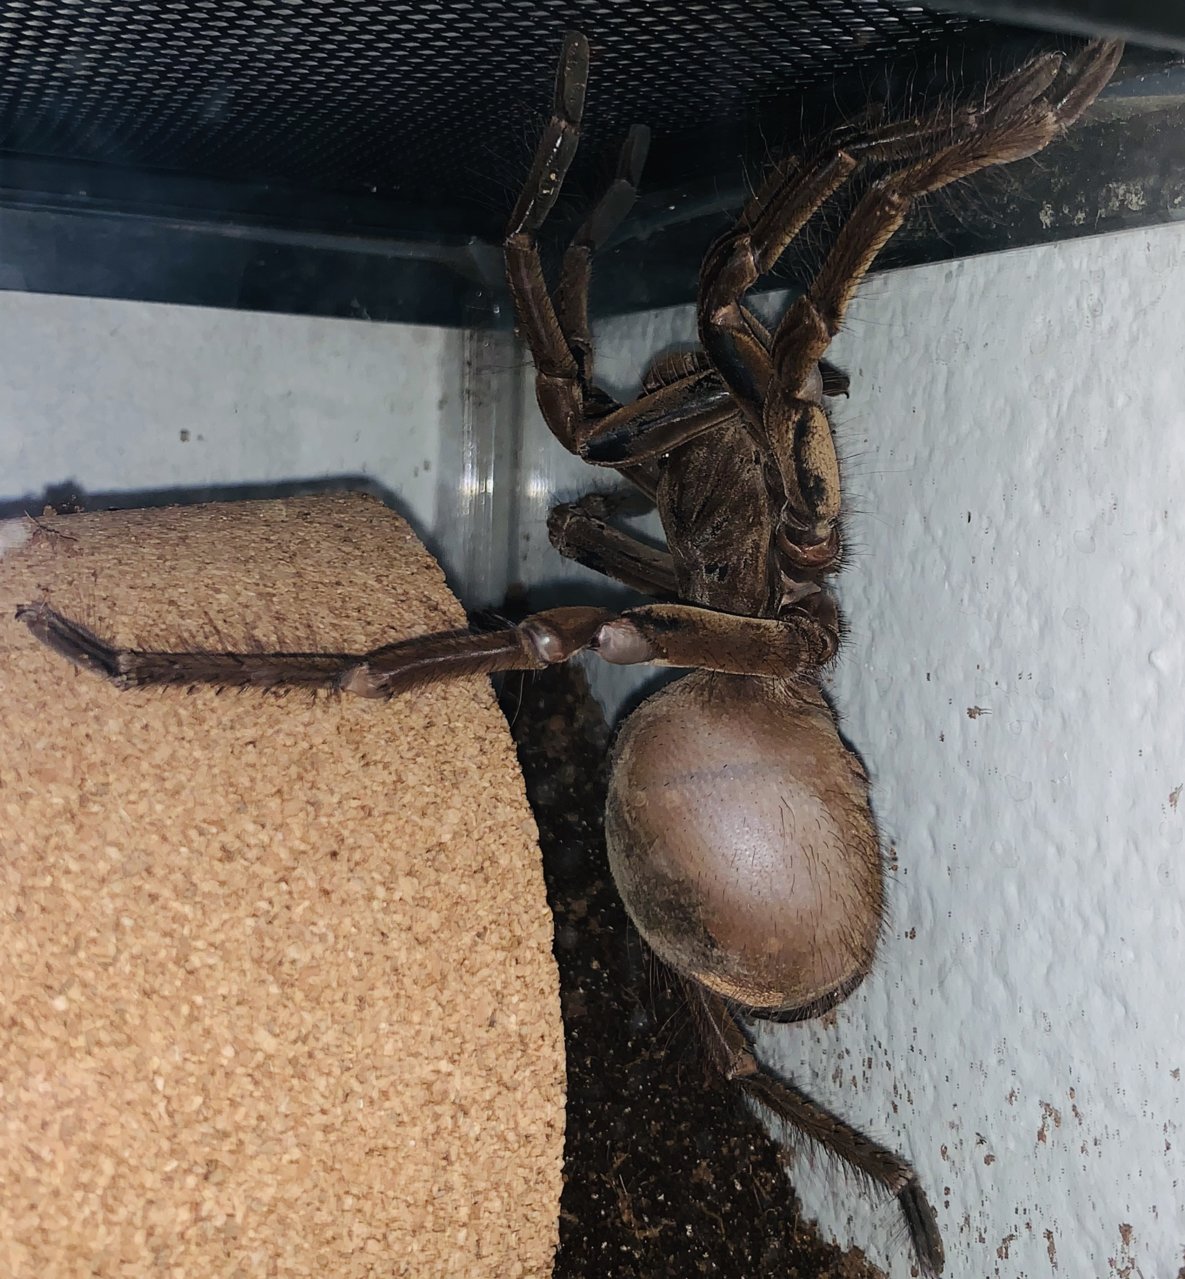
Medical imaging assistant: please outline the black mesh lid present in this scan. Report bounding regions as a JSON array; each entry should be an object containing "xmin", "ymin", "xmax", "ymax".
[{"xmin": 0, "ymin": 0, "xmax": 981, "ymax": 216}]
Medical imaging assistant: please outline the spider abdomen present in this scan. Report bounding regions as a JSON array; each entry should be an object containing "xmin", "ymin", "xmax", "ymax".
[{"xmin": 605, "ymin": 671, "xmax": 883, "ymax": 1016}]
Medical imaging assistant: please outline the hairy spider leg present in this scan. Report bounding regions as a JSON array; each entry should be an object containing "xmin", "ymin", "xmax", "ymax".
[
  {"xmin": 693, "ymin": 79, "xmax": 1036, "ymax": 435},
  {"xmin": 503, "ymin": 32, "xmax": 745, "ymax": 487},
  {"xmin": 526, "ymin": 45, "xmax": 1121, "ymax": 483},
  {"xmin": 17, "ymin": 597, "xmax": 837, "ymax": 698},
  {"xmin": 503, "ymin": 33, "xmax": 630, "ymax": 448},
  {"xmin": 698, "ymin": 40, "xmax": 1122, "ymax": 559},
  {"xmin": 696, "ymin": 44, "xmax": 1101, "ymax": 432},
  {"xmin": 553, "ymin": 122, "xmax": 649, "ymax": 389},
  {"xmin": 503, "ymin": 29, "xmax": 751, "ymax": 582},
  {"xmin": 547, "ymin": 492, "xmax": 680, "ymax": 598},
  {"xmin": 571, "ymin": 339, "xmax": 852, "ymax": 469},
  {"xmin": 687, "ymin": 981, "xmax": 944, "ymax": 1278}
]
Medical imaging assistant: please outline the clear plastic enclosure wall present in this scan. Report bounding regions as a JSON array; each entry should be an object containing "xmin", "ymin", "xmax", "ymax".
[{"xmin": 4, "ymin": 218, "xmax": 1185, "ymax": 1277}]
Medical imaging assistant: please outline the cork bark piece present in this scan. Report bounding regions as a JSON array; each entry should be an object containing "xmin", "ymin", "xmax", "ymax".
[{"xmin": 0, "ymin": 493, "xmax": 563, "ymax": 1278}]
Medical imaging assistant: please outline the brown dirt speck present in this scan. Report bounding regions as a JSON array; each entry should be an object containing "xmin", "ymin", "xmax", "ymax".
[{"xmin": 1037, "ymin": 1101, "xmax": 1063, "ymax": 1145}]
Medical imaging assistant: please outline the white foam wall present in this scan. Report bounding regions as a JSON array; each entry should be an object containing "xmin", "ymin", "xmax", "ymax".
[{"xmin": 520, "ymin": 222, "xmax": 1185, "ymax": 1278}]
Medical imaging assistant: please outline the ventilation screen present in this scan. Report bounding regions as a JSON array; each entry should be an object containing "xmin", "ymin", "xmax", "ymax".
[{"xmin": 0, "ymin": 0, "xmax": 979, "ymax": 214}]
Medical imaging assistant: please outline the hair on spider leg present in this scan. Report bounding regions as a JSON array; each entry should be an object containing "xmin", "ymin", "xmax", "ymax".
[
  {"xmin": 826, "ymin": 402, "xmax": 885, "ymax": 468},
  {"xmin": 637, "ymin": 950, "xmax": 696, "ymax": 1054},
  {"xmin": 493, "ymin": 668, "xmax": 529, "ymax": 731},
  {"xmin": 464, "ymin": 109, "xmax": 559, "ymax": 224},
  {"xmin": 920, "ymin": 158, "xmax": 1027, "ymax": 241},
  {"xmin": 194, "ymin": 608, "xmax": 242, "ymax": 655},
  {"xmin": 831, "ymin": 463, "xmax": 900, "ymax": 540},
  {"xmin": 23, "ymin": 510, "xmax": 79, "ymax": 547},
  {"xmin": 34, "ymin": 577, "xmax": 111, "ymax": 667},
  {"xmin": 616, "ymin": 955, "xmax": 679, "ymax": 1059},
  {"xmin": 833, "ymin": 429, "xmax": 915, "ymax": 488},
  {"xmin": 466, "ymin": 605, "xmax": 519, "ymax": 634}
]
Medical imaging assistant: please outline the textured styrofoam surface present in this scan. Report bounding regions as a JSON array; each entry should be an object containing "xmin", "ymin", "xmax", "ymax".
[{"xmin": 517, "ymin": 222, "xmax": 1185, "ymax": 1278}]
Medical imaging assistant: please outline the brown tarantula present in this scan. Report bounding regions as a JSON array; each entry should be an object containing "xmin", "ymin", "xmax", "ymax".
[{"xmin": 19, "ymin": 31, "xmax": 1123, "ymax": 1274}]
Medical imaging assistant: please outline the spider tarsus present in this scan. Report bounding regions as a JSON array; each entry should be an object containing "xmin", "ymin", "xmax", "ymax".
[
  {"xmin": 619, "ymin": 122, "xmax": 651, "ymax": 185},
  {"xmin": 16, "ymin": 601, "xmax": 123, "ymax": 681},
  {"xmin": 554, "ymin": 30, "xmax": 590, "ymax": 123},
  {"xmin": 898, "ymin": 1179, "xmax": 945, "ymax": 1276},
  {"xmin": 505, "ymin": 30, "xmax": 589, "ymax": 236},
  {"xmin": 1050, "ymin": 38, "xmax": 1124, "ymax": 126},
  {"xmin": 985, "ymin": 51, "xmax": 1062, "ymax": 120}
]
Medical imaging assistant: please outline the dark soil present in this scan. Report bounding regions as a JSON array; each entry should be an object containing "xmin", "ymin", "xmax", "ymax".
[{"xmin": 499, "ymin": 663, "xmax": 884, "ymax": 1279}]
